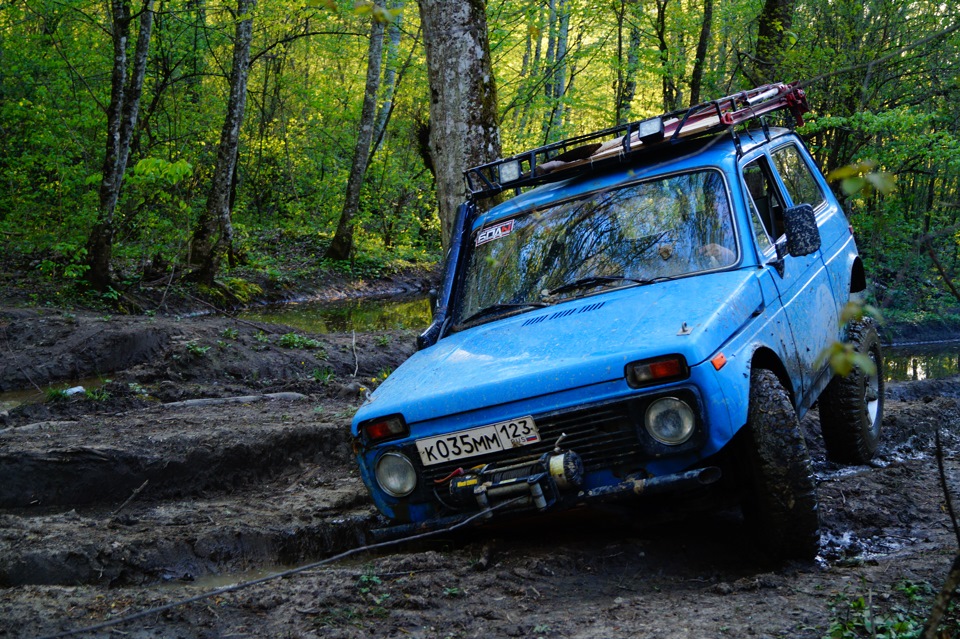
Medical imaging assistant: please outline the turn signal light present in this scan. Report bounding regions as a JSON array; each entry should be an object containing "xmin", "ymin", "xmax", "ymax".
[
  {"xmin": 360, "ymin": 415, "xmax": 408, "ymax": 444},
  {"xmin": 625, "ymin": 355, "xmax": 689, "ymax": 388}
]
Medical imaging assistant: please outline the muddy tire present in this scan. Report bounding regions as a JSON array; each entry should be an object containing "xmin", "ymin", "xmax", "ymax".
[
  {"xmin": 817, "ymin": 319, "xmax": 884, "ymax": 464},
  {"xmin": 741, "ymin": 368, "xmax": 819, "ymax": 560}
]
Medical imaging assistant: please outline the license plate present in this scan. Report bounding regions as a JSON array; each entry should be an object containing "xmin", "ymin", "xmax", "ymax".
[{"xmin": 416, "ymin": 416, "xmax": 540, "ymax": 467}]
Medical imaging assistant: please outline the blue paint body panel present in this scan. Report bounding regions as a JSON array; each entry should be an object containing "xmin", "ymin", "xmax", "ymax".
[{"xmin": 352, "ymin": 129, "xmax": 862, "ymax": 524}]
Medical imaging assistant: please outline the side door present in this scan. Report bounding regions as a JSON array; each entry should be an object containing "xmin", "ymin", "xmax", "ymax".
[
  {"xmin": 740, "ymin": 150, "xmax": 839, "ymax": 408},
  {"xmin": 769, "ymin": 141, "xmax": 853, "ymax": 323}
]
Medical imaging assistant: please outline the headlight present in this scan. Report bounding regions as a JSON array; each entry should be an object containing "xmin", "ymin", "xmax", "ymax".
[
  {"xmin": 375, "ymin": 452, "xmax": 417, "ymax": 497},
  {"xmin": 645, "ymin": 397, "xmax": 696, "ymax": 445}
]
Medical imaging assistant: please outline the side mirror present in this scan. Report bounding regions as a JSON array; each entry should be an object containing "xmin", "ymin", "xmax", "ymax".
[{"xmin": 784, "ymin": 203, "xmax": 821, "ymax": 257}]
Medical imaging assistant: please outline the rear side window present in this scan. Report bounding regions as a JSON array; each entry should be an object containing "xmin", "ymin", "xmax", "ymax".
[
  {"xmin": 772, "ymin": 144, "xmax": 824, "ymax": 208},
  {"xmin": 743, "ymin": 157, "xmax": 785, "ymax": 242}
]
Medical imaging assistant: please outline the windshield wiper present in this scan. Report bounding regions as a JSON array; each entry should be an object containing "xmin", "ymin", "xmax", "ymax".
[
  {"xmin": 547, "ymin": 275, "xmax": 662, "ymax": 297},
  {"xmin": 459, "ymin": 302, "xmax": 549, "ymax": 326}
]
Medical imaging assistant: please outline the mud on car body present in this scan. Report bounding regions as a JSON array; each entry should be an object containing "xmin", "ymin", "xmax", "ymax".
[{"xmin": 351, "ymin": 83, "xmax": 884, "ymax": 559}]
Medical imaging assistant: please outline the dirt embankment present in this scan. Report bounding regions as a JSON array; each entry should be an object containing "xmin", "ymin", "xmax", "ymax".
[{"xmin": 1, "ymin": 308, "xmax": 959, "ymax": 638}]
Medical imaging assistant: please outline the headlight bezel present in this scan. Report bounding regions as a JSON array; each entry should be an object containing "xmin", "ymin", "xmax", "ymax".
[
  {"xmin": 644, "ymin": 396, "xmax": 697, "ymax": 445},
  {"xmin": 375, "ymin": 451, "xmax": 418, "ymax": 497}
]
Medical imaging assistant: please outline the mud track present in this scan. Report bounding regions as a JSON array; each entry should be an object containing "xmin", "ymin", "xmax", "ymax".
[{"xmin": 1, "ymin": 308, "xmax": 959, "ymax": 638}]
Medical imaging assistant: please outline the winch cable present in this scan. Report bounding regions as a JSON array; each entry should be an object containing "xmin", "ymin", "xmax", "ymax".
[{"xmin": 37, "ymin": 498, "xmax": 523, "ymax": 639}]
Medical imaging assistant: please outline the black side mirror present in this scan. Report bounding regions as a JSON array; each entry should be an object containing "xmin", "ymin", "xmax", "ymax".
[{"xmin": 784, "ymin": 203, "xmax": 821, "ymax": 257}]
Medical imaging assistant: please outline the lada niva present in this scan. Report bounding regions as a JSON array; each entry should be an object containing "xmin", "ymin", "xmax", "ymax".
[{"xmin": 351, "ymin": 83, "xmax": 884, "ymax": 559}]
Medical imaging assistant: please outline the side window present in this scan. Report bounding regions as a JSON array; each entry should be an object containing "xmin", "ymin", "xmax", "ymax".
[
  {"xmin": 742, "ymin": 157, "xmax": 786, "ymax": 242},
  {"xmin": 772, "ymin": 144, "xmax": 825, "ymax": 208},
  {"xmin": 750, "ymin": 206, "xmax": 774, "ymax": 254}
]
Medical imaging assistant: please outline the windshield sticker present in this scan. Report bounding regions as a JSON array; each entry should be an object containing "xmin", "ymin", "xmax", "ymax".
[{"xmin": 476, "ymin": 219, "xmax": 515, "ymax": 246}]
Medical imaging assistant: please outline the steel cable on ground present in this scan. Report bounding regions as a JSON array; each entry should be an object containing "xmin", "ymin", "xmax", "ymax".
[{"xmin": 37, "ymin": 500, "xmax": 521, "ymax": 639}]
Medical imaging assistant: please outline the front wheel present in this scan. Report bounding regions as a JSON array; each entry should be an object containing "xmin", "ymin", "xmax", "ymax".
[
  {"xmin": 741, "ymin": 368, "xmax": 820, "ymax": 560},
  {"xmin": 818, "ymin": 319, "xmax": 884, "ymax": 464}
]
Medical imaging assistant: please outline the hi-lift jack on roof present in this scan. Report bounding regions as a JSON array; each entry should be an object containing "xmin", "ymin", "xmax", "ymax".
[{"xmin": 465, "ymin": 81, "xmax": 810, "ymax": 200}]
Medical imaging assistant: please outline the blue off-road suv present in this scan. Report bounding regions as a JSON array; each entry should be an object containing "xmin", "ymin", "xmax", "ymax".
[{"xmin": 351, "ymin": 83, "xmax": 884, "ymax": 559}]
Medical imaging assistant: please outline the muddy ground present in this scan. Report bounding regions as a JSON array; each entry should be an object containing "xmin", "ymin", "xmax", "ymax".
[{"xmin": 1, "ymin": 305, "xmax": 959, "ymax": 638}]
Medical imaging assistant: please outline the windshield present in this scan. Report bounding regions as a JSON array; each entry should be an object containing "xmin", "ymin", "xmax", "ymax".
[{"xmin": 455, "ymin": 169, "xmax": 737, "ymax": 325}]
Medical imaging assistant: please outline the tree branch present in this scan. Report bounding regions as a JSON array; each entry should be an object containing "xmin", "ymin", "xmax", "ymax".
[{"xmin": 250, "ymin": 30, "xmax": 365, "ymax": 66}]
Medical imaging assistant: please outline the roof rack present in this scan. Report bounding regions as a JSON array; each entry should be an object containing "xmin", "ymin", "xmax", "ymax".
[{"xmin": 464, "ymin": 81, "xmax": 809, "ymax": 200}]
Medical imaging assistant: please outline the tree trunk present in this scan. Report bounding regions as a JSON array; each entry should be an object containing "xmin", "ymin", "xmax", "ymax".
[
  {"xmin": 417, "ymin": 0, "xmax": 501, "ymax": 252},
  {"xmin": 517, "ymin": 4, "xmax": 543, "ymax": 137},
  {"xmin": 655, "ymin": 0, "xmax": 679, "ymax": 112},
  {"xmin": 754, "ymin": 0, "xmax": 795, "ymax": 82},
  {"xmin": 84, "ymin": 0, "xmax": 155, "ymax": 292},
  {"xmin": 369, "ymin": 0, "xmax": 404, "ymax": 160},
  {"xmin": 324, "ymin": 5, "xmax": 387, "ymax": 262},
  {"xmin": 191, "ymin": 0, "xmax": 256, "ymax": 286},
  {"xmin": 689, "ymin": 0, "xmax": 713, "ymax": 105},
  {"xmin": 614, "ymin": 1, "xmax": 640, "ymax": 125},
  {"xmin": 548, "ymin": 0, "xmax": 569, "ymax": 136},
  {"xmin": 542, "ymin": 0, "xmax": 569, "ymax": 143}
]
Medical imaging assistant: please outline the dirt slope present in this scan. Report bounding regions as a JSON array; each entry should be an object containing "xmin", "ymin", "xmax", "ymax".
[{"xmin": 0, "ymin": 308, "xmax": 958, "ymax": 638}]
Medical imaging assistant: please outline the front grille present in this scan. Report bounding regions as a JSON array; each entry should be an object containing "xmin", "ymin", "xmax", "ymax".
[{"xmin": 417, "ymin": 399, "xmax": 645, "ymax": 485}]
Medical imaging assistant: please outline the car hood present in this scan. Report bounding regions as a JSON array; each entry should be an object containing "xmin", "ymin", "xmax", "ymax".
[{"xmin": 355, "ymin": 269, "xmax": 763, "ymax": 427}]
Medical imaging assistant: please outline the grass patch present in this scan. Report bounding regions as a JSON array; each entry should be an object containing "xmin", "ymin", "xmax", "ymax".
[{"xmin": 278, "ymin": 332, "xmax": 325, "ymax": 350}]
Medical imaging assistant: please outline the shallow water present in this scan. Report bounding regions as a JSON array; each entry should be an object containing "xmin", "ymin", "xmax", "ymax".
[
  {"xmin": 885, "ymin": 340, "xmax": 960, "ymax": 382},
  {"xmin": 240, "ymin": 296, "xmax": 432, "ymax": 334},
  {"xmin": 0, "ymin": 376, "xmax": 107, "ymax": 412}
]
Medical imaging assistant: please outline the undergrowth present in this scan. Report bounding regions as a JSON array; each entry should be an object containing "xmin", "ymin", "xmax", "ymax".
[{"xmin": 824, "ymin": 578, "xmax": 959, "ymax": 639}]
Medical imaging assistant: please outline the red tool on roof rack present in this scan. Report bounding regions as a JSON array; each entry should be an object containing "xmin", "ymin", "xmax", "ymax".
[{"xmin": 464, "ymin": 81, "xmax": 809, "ymax": 199}]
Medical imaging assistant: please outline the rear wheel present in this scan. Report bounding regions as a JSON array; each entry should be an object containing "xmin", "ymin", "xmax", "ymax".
[
  {"xmin": 818, "ymin": 319, "xmax": 884, "ymax": 464},
  {"xmin": 741, "ymin": 368, "xmax": 819, "ymax": 560}
]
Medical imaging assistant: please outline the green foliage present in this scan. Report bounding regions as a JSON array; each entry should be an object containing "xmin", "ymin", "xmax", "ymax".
[
  {"xmin": 221, "ymin": 327, "xmax": 240, "ymax": 340},
  {"xmin": 45, "ymin": 388, "xmax": 69, "ymax": 402},
  {"xmin": 1, "ymin": 0, "xmax": 958, "ymax": 318},
  {"xmin": 312, "ymin": 367, "xmax": 336, "ymax": 383},
  {"xmin": 185, "ymin": 341, "xmax": 211, "ymax": 356},
  {"xmin": 818, "ymin": 301, "xmax": 883, "ymax": 376},
  {"xmin": 84, "ymin": 387, "xmax": 112, "ymax": 402},
  {"xmin": 278, "ymin": 332, "xmax": 325, "ymax": 350},
  {"xmin": 823, "ymin": 579, "xmax": 958, "ymax": 639},
  {"xmin": 827, "ymin": 160, "xmax": 895, "ymax": 197},
  {"xmin": 222, "ymin": 278, "xmax": 263, "ymax": 304}
]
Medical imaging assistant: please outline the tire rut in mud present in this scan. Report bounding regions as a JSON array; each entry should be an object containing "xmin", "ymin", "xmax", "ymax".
[{"xmin": 0, "ymin": 396, "xmax": 378, "ymax": 587}]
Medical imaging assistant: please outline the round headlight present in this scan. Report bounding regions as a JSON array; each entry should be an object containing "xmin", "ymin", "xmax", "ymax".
[
  {"xmin": 375, "ymin": 452, "xmax": 417, "ymax": 497},
  {"xmin": 645, "ymin": 397, "xmax": 696, "ymax": 445}
]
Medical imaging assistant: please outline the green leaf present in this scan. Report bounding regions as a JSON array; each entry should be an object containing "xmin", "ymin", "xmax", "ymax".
[
  {"xmin": 865, "ymin": 171, "xmax": 895, "ymax": 195},
  {"xmin": 827, "ymin": 165, "xmax": 860, "ymax": 181},
  {"xmin": 840, "ymin": 176, "xmax": 866, "ymax": 195}
]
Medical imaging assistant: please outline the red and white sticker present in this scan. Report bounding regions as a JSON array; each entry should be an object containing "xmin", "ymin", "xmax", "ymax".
[{"xmin": 476, "ymin": 219, "xmax": 515, "ymax": 246}]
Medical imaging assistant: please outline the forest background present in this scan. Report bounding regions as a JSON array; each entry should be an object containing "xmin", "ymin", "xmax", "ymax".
[{"xmin": 0, "ymin": 0, "xmax": 958, "ymax": 316}]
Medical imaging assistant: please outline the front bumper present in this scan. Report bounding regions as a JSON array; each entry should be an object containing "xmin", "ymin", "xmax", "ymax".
[{"xmin": 369, "ymin": 461, "xmax": 721, "ymax": 542}]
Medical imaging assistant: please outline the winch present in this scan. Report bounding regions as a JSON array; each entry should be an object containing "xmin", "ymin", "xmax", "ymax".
[{"xmin": 447, "ymin": 449, "xmax": 584, "ymax": 513}]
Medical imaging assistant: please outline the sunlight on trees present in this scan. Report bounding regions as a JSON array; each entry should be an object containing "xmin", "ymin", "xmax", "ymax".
[{"xmin": 0, "ymin": 0, "xmax": 957, "ymax": 312}]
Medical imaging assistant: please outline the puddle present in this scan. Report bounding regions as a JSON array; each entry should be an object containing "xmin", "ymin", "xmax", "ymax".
[
  {"xmin": 885, "ymin": 341, "xmax": 960, "ymax": 382},
  {"xmin": 0, "ymin": 377, "xmax": 108, "ymax": 412},
  {"xmin": 240, "ymin": 296, "xmax": 431, "ymax": 334}
]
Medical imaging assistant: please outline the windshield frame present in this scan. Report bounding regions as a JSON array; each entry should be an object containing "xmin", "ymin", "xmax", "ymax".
[{"xmin": 451, "ymin": 166, "xmax": 741, "ymax": 330}]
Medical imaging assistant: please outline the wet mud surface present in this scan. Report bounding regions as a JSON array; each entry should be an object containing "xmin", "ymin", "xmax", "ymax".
[{"xmin": 1, "ymin": 307, "xmax": 959, "ymax": 638}]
